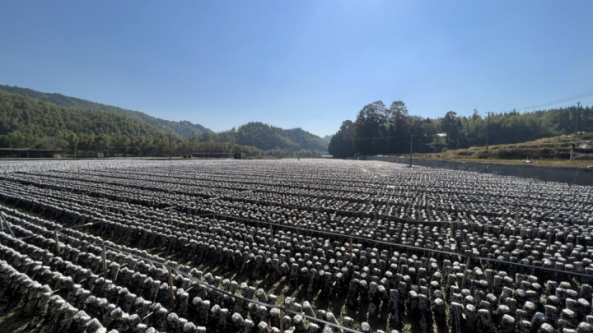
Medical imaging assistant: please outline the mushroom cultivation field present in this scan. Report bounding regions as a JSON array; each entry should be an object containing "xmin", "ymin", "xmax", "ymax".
[{"xmin": 0, "ymin": 159, "xmax": 592, "ymax": 333}]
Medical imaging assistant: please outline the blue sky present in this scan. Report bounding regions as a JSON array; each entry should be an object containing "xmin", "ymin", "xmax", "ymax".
[{"xmin": 1, "ymin": 1, "xmax": 592, "ymax": 136}]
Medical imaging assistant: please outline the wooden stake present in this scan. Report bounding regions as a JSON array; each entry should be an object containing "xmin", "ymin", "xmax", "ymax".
[
  {"xmin": 142, "ymin": 311, "xmax": 155, "ymax": 320},
  {"xmin": 211, "ymin": 219, "xmax": 217, "ymax": 236},
  {"xmin": 54, "ymin": 231, "xmax": 60, "ymax": 254},
  {"xmin": 168, "ymin": 266, "xmax": 175, "ymax": 308},
  {"xmin": 349, "ymin": 237, "xmax": 354, "ymax": 261},
  {"xmin": 461, "ymin": 256, "xmax": 471, "ymax": 288},
  {"xmin": 449, "ymin": 221, "xmax": 454, "ymax": 239},
  {"xmin": 279, "ymin": 308, "xmax": 284, "ymax": 333},
  {"xmin": 101, "ymin": 240, "xmax": 107, "ymax": 277}
]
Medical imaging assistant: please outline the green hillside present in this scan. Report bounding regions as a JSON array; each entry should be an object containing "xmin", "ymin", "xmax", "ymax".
[
  {"xmin": 0, "ymin": 84, "xmax": 212, "ymax": 136},
  {"xmin": 196, "ymin": 122, "xmax": 328, "ymax": 152},
  {"xmin": 0, "ymin": 89, "xmax": 327, "ymax": 157},
  {"xmin": 0, "ymin": 90, "xmax": 181, "ymax": 155}
]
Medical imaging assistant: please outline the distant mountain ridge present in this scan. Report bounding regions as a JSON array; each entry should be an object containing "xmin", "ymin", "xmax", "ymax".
[
  {"xmin": 0, "ymin": 85, "xmax": 212, "ymax": 136},
  {"xmin": 214, "ymin": 122, "xmax": 328, "ymax": 151}
]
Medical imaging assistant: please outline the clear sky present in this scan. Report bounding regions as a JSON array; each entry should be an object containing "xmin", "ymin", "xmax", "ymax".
[{"xmin": 1, "ymin": 1, "xmax": 592, "ymax": 136}]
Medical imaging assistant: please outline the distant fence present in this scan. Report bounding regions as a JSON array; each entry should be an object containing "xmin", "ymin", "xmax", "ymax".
[{"xmin": 367, "ymin": 156, "xmax": 593, "ymax": 186}]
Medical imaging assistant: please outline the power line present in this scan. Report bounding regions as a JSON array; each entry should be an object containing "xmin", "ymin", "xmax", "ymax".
[
  {"xmin": 576, "ymin": 102, "xmax": 581, "ymax": 134},
  {"xmin": 350, "ymin": 133, "xmax": 438, "ymax": 142},
  {"xmin": 506, "ymin": 89, "xmax": 593, "ymax": 113},
  {"xmin": 334, "ymin": 90, "xmax": 593, "ymax": 145}
]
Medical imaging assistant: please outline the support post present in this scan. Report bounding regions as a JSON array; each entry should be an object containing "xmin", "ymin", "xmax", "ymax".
[
  {"xmin": 486, "ymin": 112, "xmax": 491, "ymax": 155},
  {"xmin": 54, "ymin": 231, "xmax": 60, "ymax": 255},
  {"xmin": 449, "ymin": 221, "xmax": 454, "ymax": 239},
  {"xmin": 349, "ymin": 237, "xmax": 354, "ymax": 261},
  {"xmin": 168, "ymin": 266, "xmax": 175, "ymax": 308},
  {"xmin": 280, "ymin": 308, "xmax": 284, "ymax": 333},
  {"xmin": 102, "ymin": 240, "xmax": 107, "ymax": 277},
  {"xmin": 547, "ymin": 232, "xmax": 552, "ymax": 247},
  {"xmin": 461, "ymin": 256, "xmax": 471, "ymax": 288},
  {"xmin": 409, "ymin": 135, "xmax": 413, "ymax": 167}
]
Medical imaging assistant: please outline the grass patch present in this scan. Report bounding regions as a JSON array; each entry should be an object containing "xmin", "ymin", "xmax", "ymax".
[
  {"xmin": 0, "ymin": 301, "xmax": 33, "ymax": 333},
  {"xmin": 410, "ymin": 133, "xmax": 593, "ymax": 167}
]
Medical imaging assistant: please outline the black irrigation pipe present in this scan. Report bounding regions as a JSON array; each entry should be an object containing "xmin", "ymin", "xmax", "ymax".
[
  {"xmin": 16, "ymin": 171, "xmax": 592, "ymax": 223},
  {"xmin": 7, "ymin": 173, "xmax": 592, "ymax": 235},
  {"xmin": 52, "ymin": 229, "xmax": 362, "ymax": 333},
  {"xmin": 45, "ymin": 170, "xmax": 593, "ymax": 216},
  {"xmin": 210, "ymin": 212, "xmax": 593, "ymax": 280},
  {"xmin": 5, "ymin": 201, "xmax": 593, "ymax": 331},
  {"xmin": 1, "ymin": 175, "xmax": 465, "ymax": 226},
  {"xmin": 2, "ymin": 213, "xmax": 334, "ymax": 333},
  {"xmin": 58, "ymin": 231, "xmax": 167, "ymax": 268},
  {"xmin": 3, "ymin": 190, "xmax": 592, "ymax": 281},
  {"xmin": 171, "ymin": 267, "xmax": 363, "ymax": 333},
  {"xmin": 3, "ymin": 189, "xmax": 592, "ymax": 282},
  {"xmin": 58, "ymin": 167, "xmax": 593, "ymax": 206},
  {"xmin": 2, "ymin": 185, "xmax": 592, "ymax": 281},
  {"xmin": 17, "ymin": 222, "xmax": 103, "ymax": 241},
  {"xmin": 0, "ymin": 174, "xmax": 528, "ymax": 229}
]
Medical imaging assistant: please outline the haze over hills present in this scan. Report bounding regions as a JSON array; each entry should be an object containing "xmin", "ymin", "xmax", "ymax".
[{"xmin": 0, "ymin": 86, "xmax": 328, "ymax": 157}]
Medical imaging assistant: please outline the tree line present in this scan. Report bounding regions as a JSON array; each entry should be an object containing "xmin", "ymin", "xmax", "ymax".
[{"xmin": 328, "ymin": 100, "xmax": 592, "ymax": 158}]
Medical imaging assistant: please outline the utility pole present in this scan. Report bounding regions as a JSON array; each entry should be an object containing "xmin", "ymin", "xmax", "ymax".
[
  {"xmin": 576, "ymin": 102, "xmax": 581, "ymax": 134},
  {"xmin": 409, "ymin": 134, "xmax": 413, "ymax": 167},
  {"xmin": 168, "ymin": 131, "xmax": 171, "ymax": 161},
  {"xmin": 485, "ymin": 112, "xmax": 492, "ymax": 156}
]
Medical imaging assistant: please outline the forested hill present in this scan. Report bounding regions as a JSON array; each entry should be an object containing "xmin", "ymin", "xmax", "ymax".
[
  {"xmin": 196, "ymin": 122, "xmax": 328, "ymax": 151},
  {"xmin": 0, "ymin": 90, "xmax": 328, "ymax": 157},
  {"xmin": 0, "ymin": 90, "xmax": 177, "ymax": 154},
  {"xmin": 0, "ymin": 84, "xmax": 212, "ymax": 136}
]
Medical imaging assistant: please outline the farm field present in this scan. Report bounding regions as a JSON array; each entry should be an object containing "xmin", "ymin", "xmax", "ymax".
[{"xmin": 0, "ymin": 159, "xmax": 592, "ymax": 333}]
